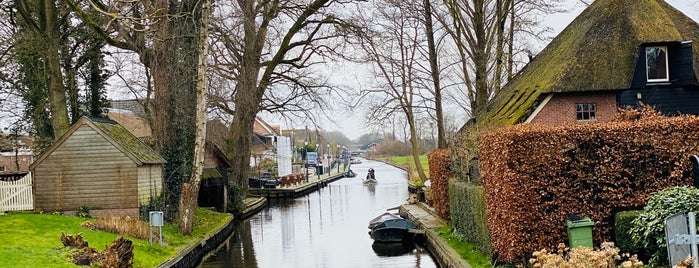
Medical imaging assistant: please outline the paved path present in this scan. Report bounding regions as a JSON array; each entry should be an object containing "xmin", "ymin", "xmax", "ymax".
[{"xmin": 400, "ymin": 202, "xmax": 472, "ymax": 268}]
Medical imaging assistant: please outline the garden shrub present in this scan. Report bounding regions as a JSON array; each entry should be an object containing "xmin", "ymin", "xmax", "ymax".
[
  {"xmin": 428, "ymin": 149, "xmax": 452, "ymax": 219},
  {"xmin": 480, "ymin": 115, "xmax": 699, "ymax": 262},
  {"xmin": 613, "ymin": 210, "xmax": 644, "ymax": 259},
  {"xmin": 139, "ymin": 195, "xmax": 164, "ymax": 221},
  {"xmin": 529, "ymin": 242, "xmax": 643, "ymax": 268},
  {"xmin": 629, "ymin": 186, "xmax": 699, "ymax": 266},
  {"xmin": 227, "ymin": 181, "xmax": 245, "ymax": 214},
  {"xmin": 449, "ymin": 180, "xmax": 492, "ymax": 257}
]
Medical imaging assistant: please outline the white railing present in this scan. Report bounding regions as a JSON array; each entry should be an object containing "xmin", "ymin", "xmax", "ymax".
[{"xmin": 0, "ymin": 173, "xmax": 34, "ymax": 212}]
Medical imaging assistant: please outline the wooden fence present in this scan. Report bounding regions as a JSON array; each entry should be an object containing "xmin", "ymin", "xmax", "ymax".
[{"xmin": 0, "ymin": 172, "xmax": 33, "ymax": 212}]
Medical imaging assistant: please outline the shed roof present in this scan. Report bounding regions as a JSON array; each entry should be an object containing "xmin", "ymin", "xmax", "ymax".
[
  {"xmin": 481, "ymin": 0, "xmax": 699, "ymax": 127},
  {"xmin": 30, "ymin": 117, "xmax": 165, "ymax": 169}
]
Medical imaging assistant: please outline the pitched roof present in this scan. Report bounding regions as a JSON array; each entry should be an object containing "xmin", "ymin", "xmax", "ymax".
[
  {"xmin": 30, "ymin": 117, "xmax": 164, "ymax": 169},
  {"xmin": 253, "ymin": 117, "xmax": 281, "ymax": 137},
  {"xmin": 482, "ymin": 0, "xmax": 699, "ymax": 126}
]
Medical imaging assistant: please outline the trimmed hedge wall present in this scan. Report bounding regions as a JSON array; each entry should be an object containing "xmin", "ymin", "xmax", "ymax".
[
  {"xmin": 480, "ymin": 116, "xmax": 699, "ymax": 262},
  {"xmin": 449, "ymin": 180, "xmax": 492, "ymax": 257},
  {"xmin": 428, "ymin": 149, "xmax": 453, "ymax": 219},
  {"xmin": 614, "ymin": 210, "xmax": 643, "ymax": 256}
]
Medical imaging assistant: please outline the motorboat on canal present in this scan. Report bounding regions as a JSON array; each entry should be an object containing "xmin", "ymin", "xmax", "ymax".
[
  {"xmin": 363, "ymin": 177, "xmax": 377, "ymax": 184},
  {"xmin": 368, "ymin": 212, "xmax": 402, "ymax": 229},
  {"xmin": 368, "ymin": 213, "xmax": 418, "ymax": 243}
]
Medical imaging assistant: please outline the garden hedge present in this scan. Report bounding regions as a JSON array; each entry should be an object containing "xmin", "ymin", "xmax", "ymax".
[
  {"xmin": 428, "ymin": 149, "xmax": 453, "ymax": 219},
  {"xmin": 480, "ymin": 115, "xmax": 699, "ymax": 262},
  {"xmin": 449, "ymin": 180, "xmax": 492, "ymax": 257}
]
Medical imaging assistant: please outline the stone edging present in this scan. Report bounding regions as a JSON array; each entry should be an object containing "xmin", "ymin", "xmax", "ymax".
[
  {"xmin": 157, "ymin": 216, "xmax": 236, "ymax": 268},
  {"xmin": 424, "ymin": 229, "xmax": 472, "ymax": 268}
]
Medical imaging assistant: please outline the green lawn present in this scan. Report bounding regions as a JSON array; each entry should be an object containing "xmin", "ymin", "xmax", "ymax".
[
  {"xmin": 0, "ymin": 209, "xmax": 232, "ymax": 267},
  {"xmin": 434, "ymin": 226, "xmax": 493, "ymax": 268},
  {"xmin": 380, "ymin": 155, "xmax": 430, "ymax": 183}
]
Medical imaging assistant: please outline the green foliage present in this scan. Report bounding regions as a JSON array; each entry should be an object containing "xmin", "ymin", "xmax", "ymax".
[
  {"xmin": 629, "ymin": 186, "xmax": 699, "ymax": 266},
  {"xmin": 613, "ymin": 210, "xmax": 644, "ymax": 259},
  {"xmin": 450, "ymin": 181, "xmax": 492, "ymax": 257},
  {"xmin": 0, "ymin": 209, "xmax": 231, "ymax": 267},
  {"xmin": 139, "ymin": 195, "xmax": 165, "ymax": 221},
  {"xmin": 76, "ymin": 206, "xmax": 91, "ymax": 218},
  {"xmin": 434, "ymin": 226, "xmax": 493, "ymax": 268},
  {"xmin": 227, "ymin": 181, "xmax": 245, "ymax": 214},
  {"xmin": 479, "ymin": 116, "xmax": 699, "ymax": 262}
]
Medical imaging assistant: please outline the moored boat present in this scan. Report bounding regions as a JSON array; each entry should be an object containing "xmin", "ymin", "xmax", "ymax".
[
  {"xmin": 368, "ymin": 218, "xmax": 417, "ymax": 242},
  {"xmin": 368, "ymin": 212, "xmax": 402, "ymax": 229}
]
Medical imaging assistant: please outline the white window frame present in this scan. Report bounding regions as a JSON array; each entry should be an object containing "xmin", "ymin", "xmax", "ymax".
[
  {"xmin": 646, "ymin": 46, "xmax": 669, "ymax": 82},
  {"xmin": 576, "ymin": 103, "xmax": 597, "ymax": 121}
]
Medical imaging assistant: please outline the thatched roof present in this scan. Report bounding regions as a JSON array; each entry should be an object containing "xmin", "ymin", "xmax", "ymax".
[{"xmin": 481, "ymin": 0, "xmax": 699, "ymax": 127}]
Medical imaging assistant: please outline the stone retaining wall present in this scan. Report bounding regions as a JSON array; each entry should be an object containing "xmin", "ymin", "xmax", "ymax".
[{"xmin": 157, "ymin": 217, "xmax": 235, "ymax": 268}]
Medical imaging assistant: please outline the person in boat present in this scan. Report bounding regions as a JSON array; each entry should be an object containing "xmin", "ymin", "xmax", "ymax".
[{"xmin": 367, "ymin": 168, "xmax": 376, "ymax": 180}]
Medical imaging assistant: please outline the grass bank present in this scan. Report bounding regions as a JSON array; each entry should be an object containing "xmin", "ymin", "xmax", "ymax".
[
  {"xmin": 379, "ymin": 155, "xmax": 430, "ymax": 184},
  {"xmin": 435, "ymin": 226, "xmax": 493, "ymax": 268},
  {"xmin": 0, "ymin": 209, "xmax": 232, "ymax": 267}
]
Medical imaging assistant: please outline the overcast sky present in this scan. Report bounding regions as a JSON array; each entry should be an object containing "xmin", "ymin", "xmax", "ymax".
[{"xmin": 267, "ymin": 0, "xmax": 699, "ymax": 141}]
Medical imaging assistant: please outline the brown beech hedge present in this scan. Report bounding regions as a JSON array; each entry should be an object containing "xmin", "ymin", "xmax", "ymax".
[
  {"xmin": 480, "ymin": 116, "xmax": 699, "ymax": 262},
  {"xmin": 428, "ymin": 149, "xmax": 452, "ymax": 219}
]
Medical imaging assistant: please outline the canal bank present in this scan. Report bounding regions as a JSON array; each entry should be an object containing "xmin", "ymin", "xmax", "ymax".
[
  {"xmin": 400, "ymin": 203, "xmax": 472, "ymax": 268},
  {"xmin": 160, "ymin": 170, "xmax": 346, "ymax": 267},
  {"xmin": 157, "ymin": 197, "xmax": 267, "ymax": 268}
]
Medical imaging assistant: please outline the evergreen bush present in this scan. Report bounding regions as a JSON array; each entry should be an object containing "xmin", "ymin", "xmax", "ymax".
[{"xmin": 629, "ymin": 186, "xmax": 699, "ymax": 266}]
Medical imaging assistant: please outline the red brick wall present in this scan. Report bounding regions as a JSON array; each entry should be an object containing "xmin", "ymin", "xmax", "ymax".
[
  {"xmin": 529, "ymin": 91, "xmax": 617, "ymax": 125},
  {"xmin": 0, "ymin": 153, "xmax": 33, "ymax": 172}
]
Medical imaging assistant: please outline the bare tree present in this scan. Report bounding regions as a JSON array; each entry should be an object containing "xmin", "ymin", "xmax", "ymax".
[
  {"xmin": 435, "ymin": 0, "xmax": 561, "ymax": 120},
  {"xmin": 206, "ymin": 0, "xmax": 358, "ymax": 188},
  {"xmin": 357, "ymin": 0, "xmax": 429, "ymax": 182}
]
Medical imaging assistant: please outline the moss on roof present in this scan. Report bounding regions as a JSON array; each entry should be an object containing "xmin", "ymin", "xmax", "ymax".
[
  {"xmin": 92, "ymin": 119, "xmax": 165, "ymax": 164},
  {"xmin": 481, "ymin": 0, "xmax": 699, "ymax": 127},
  {"xmin": 201, "ymin": 168, "xmax": 223, "ymax": 179}
]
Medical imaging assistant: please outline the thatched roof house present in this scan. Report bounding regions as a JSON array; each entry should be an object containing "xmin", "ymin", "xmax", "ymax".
[
  {"xmin": 29, "ymin": 117, "xmax": 165, "ymax": 217},
  {"xmin": 480, "ymin": 0, "xmax": 699, "ymax": 127}
]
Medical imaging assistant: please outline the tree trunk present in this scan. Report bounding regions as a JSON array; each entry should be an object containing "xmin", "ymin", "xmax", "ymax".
[
  {"xmin": 227, "ymin": 0, "xmax": 265, "ymax": 191},
  {"xmin": 407, "ymin": 111, "xmax": 428, "ymax": 182},
  {"xmin": 178, "ymin": 0, "xmax": 209, "ymax": 235},
  {"xmin": 423, "ymin": 0, "xmax": 447, "ymax": 149}
]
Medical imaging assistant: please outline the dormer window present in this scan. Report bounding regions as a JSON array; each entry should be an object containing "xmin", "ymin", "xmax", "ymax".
[{"xmin": 646, "ymin": 46, "xmax": 668, "ymax": 82}]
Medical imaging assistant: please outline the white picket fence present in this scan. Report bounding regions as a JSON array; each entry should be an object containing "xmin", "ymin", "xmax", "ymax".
[{"xmin": 0, "ymin": 173, "xmax": 34, "ymax": 212}]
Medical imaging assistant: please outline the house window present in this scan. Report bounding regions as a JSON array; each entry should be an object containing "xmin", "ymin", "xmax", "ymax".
[
  {"xmin": 646, "ymin": 46, "xmax": 668, "ymax": 82},
  {"xmin": 576, "ymin": 103, "xmax": 596, "ymax": 121},
  {"xmin": 0, "ymin": 166, "xmax": 5, "ymax": 172}
]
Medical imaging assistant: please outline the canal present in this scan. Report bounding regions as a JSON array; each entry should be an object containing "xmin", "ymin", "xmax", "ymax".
[{"xmin": 198, "ymin": 159, "xmax": 438, "ymax": 268}]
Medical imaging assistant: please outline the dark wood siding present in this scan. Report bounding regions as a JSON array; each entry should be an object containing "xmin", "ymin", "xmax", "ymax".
[
  {"xmin": 33, "ymin": 125, "xmax": 139, "ymax": 211},
  {"xmin": 619, "ymin": 85, "xmax": 699, "ymax": 115},
  {"xmin": 631, "ymin": 42, "xmax": 696, "ymax": 88}
]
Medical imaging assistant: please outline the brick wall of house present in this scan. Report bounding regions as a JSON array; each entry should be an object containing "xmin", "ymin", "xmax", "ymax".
[
  {"xmin": 529, "ymin": 91, "xmax": 618, "ymax": 125},
  {"xmin": 0, "ymin": 152, "xmax": 33, "ymax": 172}
]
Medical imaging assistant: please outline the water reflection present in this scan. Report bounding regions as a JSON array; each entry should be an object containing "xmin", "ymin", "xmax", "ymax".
[{"xmin": 199, "ymin": 159, "xmax": 437, "ymax": 268}]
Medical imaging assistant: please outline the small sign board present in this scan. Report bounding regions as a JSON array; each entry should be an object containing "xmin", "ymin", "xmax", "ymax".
[
  {"xmin": 666, "ymin": 212, "xmax": 691, "ymax": 267},
  {"xmin": 149, "ymin": 211, "xmax": 164, "ymax": 248},
  {"xmin": 149, "ymin": 211, "xmax": 164, "ymax": 227}
]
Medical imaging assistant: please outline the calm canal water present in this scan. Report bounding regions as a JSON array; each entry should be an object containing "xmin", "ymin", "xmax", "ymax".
[{"xmin": 198, "ymin": 159, "xmax": 438, "ymax": 268}]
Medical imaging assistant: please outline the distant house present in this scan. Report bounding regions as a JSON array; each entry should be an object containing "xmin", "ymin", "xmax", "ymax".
[
  {"xmin": 29, "ymin": 117, "xmax": 165, "ymax": 217},
  {"xmin": 0, "ymin": 134, "xmax": 33, "ymax": 172},
  {"xmin": 479, "ymin": 0, "xmax": 699, "ymax": 128},
  {"xmin": 250, "ymin": 117, "xmax": 282, "ymax": 166},
  {"xmin": 198, "ymin": 119, "xmax": 233, "ymax": 212}
]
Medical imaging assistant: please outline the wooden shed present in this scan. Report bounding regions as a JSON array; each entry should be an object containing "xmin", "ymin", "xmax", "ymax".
[{"xmin": 29, "ymin": 117, "xmax": 165, "ymax": 217}]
